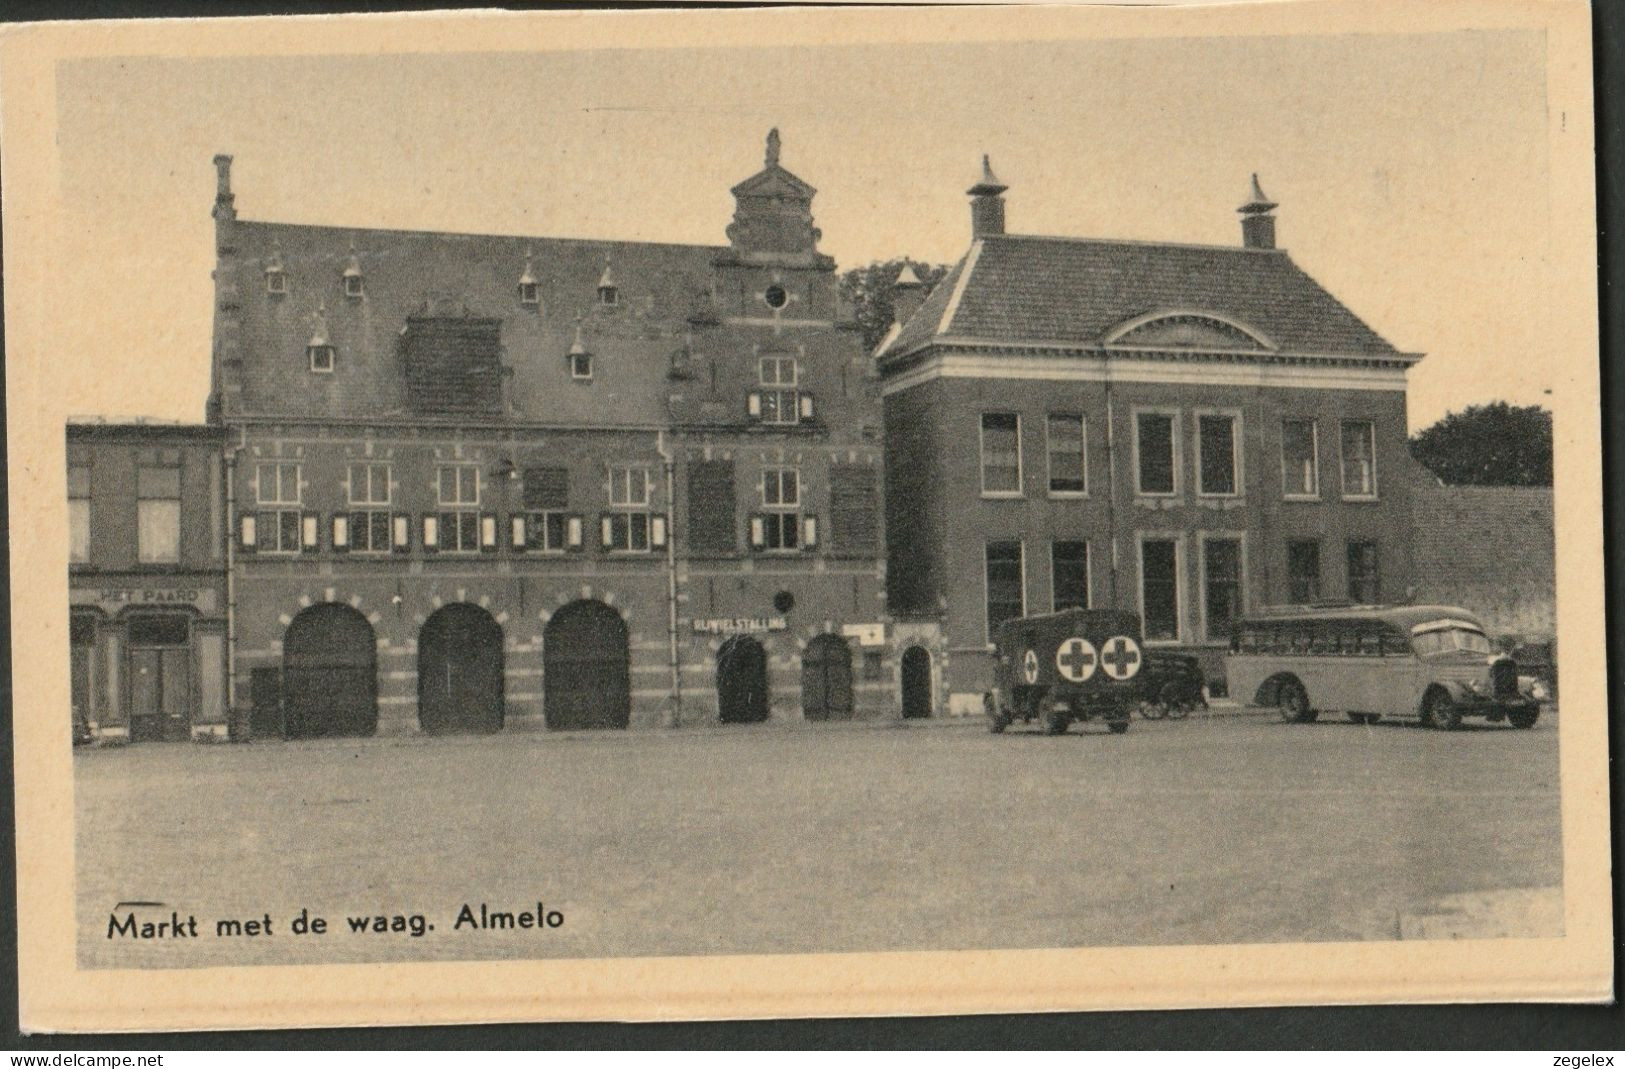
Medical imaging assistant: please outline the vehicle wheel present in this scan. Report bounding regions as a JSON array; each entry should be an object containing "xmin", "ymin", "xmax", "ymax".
[
  {"xmin": 1347, "ymin": 711, "xmax": 1370, "ymax": 725},
  {"xmin": 984, "ymin": 693, "xmax": 1009, "ymax": 734},
  {"xmin": 1423, "ymin": 688, "xmax": 1462, "ymax": 731},
  {"xmin": 1107, "ymin": 719, "xmax": 1131, "ymax": 735},
  {"xmin": 1139, "ymin": 701, "xmax": 1167, "ymax": 721},
  {"xmin": 1508, "ymin": 706, "xmax": 1540, "ymax": 730},
  {"xmin": 1043, "ymin": 706, "xmax": 1069, "ymax": 735},
  {"xmin": 1277, "ymin": 679, "xmax": 1313, "ymax": 723}
]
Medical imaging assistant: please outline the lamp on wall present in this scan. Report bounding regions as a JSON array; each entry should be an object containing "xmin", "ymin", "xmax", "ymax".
[{"xmin": 492, "ymin": 457, "xmax": 519, "ymax": 484}]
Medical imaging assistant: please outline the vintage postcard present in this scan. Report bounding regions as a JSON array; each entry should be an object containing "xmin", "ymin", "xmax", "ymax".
[{"xmin": 2, "ymin": 0, "xmax": 1610, "ymax": 1032}]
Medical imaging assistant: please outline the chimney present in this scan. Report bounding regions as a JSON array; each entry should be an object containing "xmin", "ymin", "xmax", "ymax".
[
  {"xmin": 892, "ymin": 263, "xmax": 927, "ymax": 326},
  {"xmin": 1238, "ymin": 172, "xmax": 1277, "ymax": 249},
  {"xmin": 212, "ymin": 154, "xmax": 236, "ymax": 223},
  {"xmin": 968, "ymin": 154, "xmax": 1008, "ymax": 239}
]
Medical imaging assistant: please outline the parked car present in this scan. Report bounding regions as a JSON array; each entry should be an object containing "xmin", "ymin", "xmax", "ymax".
[
  {"xmin": 1138, "ymin": 651, "xmax": 1208, "ymax": 719},
  {"xmin": 985, "ymin": 608, "xmax": 1148, "ymax": 735}
]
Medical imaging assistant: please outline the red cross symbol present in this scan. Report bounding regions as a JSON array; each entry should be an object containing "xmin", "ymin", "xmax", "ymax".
[
  {"xmin": 1101, "ymin": 635, "xmax": 1142, "ymax": 680},
  {"xmin": 1055, "ymin": 638, "xmax": 1098, "ymax": 682}
]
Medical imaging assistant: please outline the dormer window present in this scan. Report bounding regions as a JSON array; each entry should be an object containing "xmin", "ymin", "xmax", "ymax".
[
  {"xmin": 518, "ymin": 247, "xmax": 540, "ymax": 307},
  {"xmin": 597, "ymin": 260, "xmax": 618, "ymax": 306},
  {"xmin": 265, "ymin": 241, "xmax": 287, "ymax": 295},
  {"xmin": 342, "ymin": 241, "xmax": 364, "ymax": 298},
  {"xmin": 568, "ymin": 323, "xmax": 593, "ymax": 381},
  {"xmin": 307, "ymin": 304, "xmax": 334, "ymax": 373}
]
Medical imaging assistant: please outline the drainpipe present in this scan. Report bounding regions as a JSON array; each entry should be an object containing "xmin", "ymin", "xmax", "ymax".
[
  {"xmin": 1104, "ymin": 361, "xmax": 1119, "ymax": 606},
  {"xmin": 224, "ymin": 426, "xmax": 246, "ymax": 738},
  {"xmin": 657, "ymin": 429, "xmax": 681, "ymax": 727}
]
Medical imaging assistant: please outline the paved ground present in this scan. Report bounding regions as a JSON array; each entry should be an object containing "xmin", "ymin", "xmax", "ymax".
[{"xmin": 75, "ymin": 710, "xmax": 1562, "ymax": 969}]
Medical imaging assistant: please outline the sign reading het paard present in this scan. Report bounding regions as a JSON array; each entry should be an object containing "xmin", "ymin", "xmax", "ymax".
[{"xmin": 72, "ymin": 586, "xmax": 218, "ymax": 614}]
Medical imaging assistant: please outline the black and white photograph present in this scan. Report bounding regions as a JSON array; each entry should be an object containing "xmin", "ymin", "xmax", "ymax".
[{"xmin": 4, "ymin": 0, "xmax": 1611, "ymax": 1031}]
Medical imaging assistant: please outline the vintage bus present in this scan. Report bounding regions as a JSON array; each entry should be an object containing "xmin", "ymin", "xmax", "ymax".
[{"xmin": 1226, "ymin": 605, "xmax": 1540, "ymax": 730}]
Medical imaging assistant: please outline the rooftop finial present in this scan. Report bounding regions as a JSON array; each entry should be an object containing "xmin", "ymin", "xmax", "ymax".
[
  {"xmin": 1240, "ymin": 172, "xmax": 1278, "ymax": 214},
  {"xmin": 968, "ymin": 153, "xmax": 1008, "ymax": 197},
  {"xmin": 765, "ymin": 127, "xmax": 781, "ymax": 168}
]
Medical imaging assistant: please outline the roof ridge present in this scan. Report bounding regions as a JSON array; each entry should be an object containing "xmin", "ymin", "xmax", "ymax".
[
  {"xmin": 236, "ymin": 218, "xmax": 729, "ymax": 254},
  {"xmin": 986, "ymin": 232, "xmax": 1288, "ymax": 255}
]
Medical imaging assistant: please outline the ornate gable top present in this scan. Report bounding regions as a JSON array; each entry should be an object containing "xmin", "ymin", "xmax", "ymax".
[{"xmin": 726, "ymin": 128, "xmax": 823, "ymax": 259}]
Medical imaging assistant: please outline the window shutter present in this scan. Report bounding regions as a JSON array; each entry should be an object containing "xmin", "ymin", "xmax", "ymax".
[
  {"xmin": 239, "ymin": 513, "xmax": 257, "ymax": 554},
  {"xmin": 799, "ymin": 393, "xmax": 815, "ymax": 421},
  {"xmin": 511, "ymin": 515, "xmax": 527, "ymax": 550},
  {"xmin": 601, "ymin": 515, "xmax": 615, "ymax": 549},
  {"xmin": 389, "ymin": 513, "xmax": 408, "ymax": 554},
  {"xmin": 747, "ymin": 392, "xmax": 762, "ymax": 420},
  {"xmin": 332, "ymin": 514, "xmax": 350, "ymax": 553},
  {"xmin": 749, "ymin": 515, "xmax": 766, "ymax": 550},
  {"xmin": 802, "ymin": 514, "xmax": 819, "ymax": 549},
  {"xmin": 301, "ymin": 512, "xmax": 320, "ymax": 553},
  {"xmin": 422, "ymin": 514, "xmax": 439, "ymax": 554},
  {"xmin": 651, "ymin": 514, "xmax": 668, "ymax": 549},
  {"xmin": 480, "ymin": 513, "xmax": 499, "ymax": 552},
  {"xmin": 566, "ymin": 514, "xmax": 583, "ymax": 550}
]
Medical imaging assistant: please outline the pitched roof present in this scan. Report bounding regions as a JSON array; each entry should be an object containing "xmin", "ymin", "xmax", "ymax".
[
  {"xmin": 881, "ymin": 233, "xmax": 1403, "ymax": 361},
  {"xmin": 224, "ymin": 219, "xmax": 723, "ymax": 426}
]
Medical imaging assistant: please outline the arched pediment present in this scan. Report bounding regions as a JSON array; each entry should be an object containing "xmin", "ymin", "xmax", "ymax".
[{"xmin": 1104, "ymin": 311, "xmax": 1276, "ymax": 352}]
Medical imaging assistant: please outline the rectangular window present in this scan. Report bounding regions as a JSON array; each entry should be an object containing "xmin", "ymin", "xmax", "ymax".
[
  {"xmin": 1203, "ymin": 538, "xmax": 1243, "ymax": 643},
  {"xmin": 1287, "ymin": 540, "xmax": 1321, "ymax": 604},
  {"xmin": 1282, "ymin": 419, "xmax": 1318, "ymax": 498},
  {"xmin": 437, "ymin": 465, "xmax": 480, "ymax": 507},
  {"xmin": 521, "ymin": 512, "xmax": 576, "ymax": 553},
  {"xmin": 1140, "ymin": 539, "xmax": 1179, "ymax": 642},
  {"xmin": 609, "ymin": 467, "xmax": 652, "ymax": 508},
  {"xmin": 1046, "ymin": 413, "xmax": 1087, "ymax": 495},
  {"xmin": 1340, "ymin": 420, "xmax": 1377, "ymax": 498},
  {"xmin": 68, "ymin": 464, "xmax": 91, "ymax": 564},
  {"xmin": 348, "ymin": 463, "xmax": 391, "ymax": 506},
  {"xmin": 1051, "ymin": 540, "xmax": 1090, "ymax": 611},
  {"xmin": 760, "ymin": 467, "xmax": 800, "ymax": 551},
  {"xmin": 523, "ymin": 467, "xmax": 570, "ymax": 511},
  {"xmin": 980, "ymin": 413, "xmax": 1021, "ymax": 495},
  {"xmin": 985, "ymin": 540, "xmax": 1025, "ymax": 639},
  {"xmin": 605, "ymin": 512, "xmax": 652, "ymax": 553},
  {"xmin": 1197, "ymin": 413, "xmax": 1239, "ymax": 496},
  {"xmin": 758, "ymin": 356, "xmax": 800, "ymax": 425},
  {"xmin": 436, "ymin": 510, "xmax": 482, "ymax": 553},
  {"xmin": 1136, "ymin": 412, "xmax": 1177, "ymax": 496},
  {"xmin": 348, "ymin": 510, "xmax": 394, "ymax": 554},
  {"xmin": 1348, "ymin": 541, "xmax": 1380, "ymax": 604},
  {"xmin": 136, "ymin": 465, "xmax": 182, "ymax": 564},
  {"xmin": 256, "ymin": 462, "xmax": 301, "ymax": 506}
]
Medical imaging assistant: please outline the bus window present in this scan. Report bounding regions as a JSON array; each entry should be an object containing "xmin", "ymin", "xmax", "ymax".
[
  {"xmin": 1357, "ymin": 629, "xmax": 1382, "ymax": 656},
  {"xmin": 1411, "ymin": 625, "xmax": 1492, "ymax": 657}
]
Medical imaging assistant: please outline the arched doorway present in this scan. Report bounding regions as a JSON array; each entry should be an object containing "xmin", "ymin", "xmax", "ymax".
[
  {"xmin": 542, "ymin": 600, "xmax": 630, "ymax": 730},
  {"xmin": 716, "ymin": 636, "xmax": 769, "ymax": 724},
  {"xmin": 802, "ymin": 633, "xmax": 854, "ymax": 722},
  {"xmin": 284, "ymin": 604, "xmax": 377, "ymax": 739},
  {"xmin": 418, "ymin": 604, "xmax": 504, "ymax": 735},
  {"xmin": 901, "ymin": 646, "xmax": 933, "ymax": 719}
]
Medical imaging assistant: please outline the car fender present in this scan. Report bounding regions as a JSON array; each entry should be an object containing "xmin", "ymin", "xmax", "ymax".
[{"xmin": 1417, "ymin": 679, "xmax": 1473, "ymax": 716}]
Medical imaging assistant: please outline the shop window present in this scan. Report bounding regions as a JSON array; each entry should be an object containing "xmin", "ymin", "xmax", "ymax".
[
  {"xmin": 1288, "ymin": 540, "xmax": 1321, "ymax": 604},
  {"xmin": 985, "ymin": 540, "xmax": 1024, "ymax": 640},
  {"xmin": 980, "ymin": 413, "xmax": 1021, "ymax": 495},
  {"xmin": 136, "ymin": 465, "xmax": 181, "ymax": 564},
  {"xmin": 1136, "ymin": 411, "xmax": 1177, "ymax": 496},
  {"xmin": 128, "ymin": 614, "xmax": 189, "ymax": 647},
  {"xmin": 1282, "ymin": 419, "xmax": 1318, "ymax": 498}
]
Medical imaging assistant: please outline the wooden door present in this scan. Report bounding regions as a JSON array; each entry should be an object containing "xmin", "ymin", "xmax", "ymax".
[
  {"xmin": 284, "ymin": 604, "xmax": 378, "ymax": 738},
  {"xmin": 802, "ymin": 635, "xmax": 854, "ymax": 721},
  {"xmin": 419, "ymin": 604, "xmax": 505, "ymax": 735},
  {"xmin": 129, "ymin": 648, "xmax": 164, "ymax": 742},
  {"xmin": 543, "ymin": 600, "xmax": 630, "ymax": 730},
  {"xmin": 716, "ymin": 636, "xmax": 769, "ymax": 724},
  {"xmin": 901, "ymin": 646, "xmax": 932, "ymax": 719}
]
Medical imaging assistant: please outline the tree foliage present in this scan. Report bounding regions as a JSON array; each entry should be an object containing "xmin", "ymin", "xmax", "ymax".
[
  {"xmin": 839, "ymin": 258, "xmax": 952, "ymax": 354},
  {"xmin": 1407, "ymin": 402, "xmax": 1553, "ymax": 486}
]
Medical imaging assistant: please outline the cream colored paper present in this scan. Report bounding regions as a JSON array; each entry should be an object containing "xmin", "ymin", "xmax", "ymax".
[{"xmin": 2, "ymin": 0, "xmax": 1608, "ymax": 1031}]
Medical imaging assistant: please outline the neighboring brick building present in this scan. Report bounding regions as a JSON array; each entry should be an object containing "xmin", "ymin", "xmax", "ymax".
[
  {"xmin": 67, "ymin": 421, "xmax": 229, "ymax": 742},
  {"xmin": 1408, "ymin": 467, "xmax": 1555, "ymax": 644},
  {"xmin": 878, "ymin": 164, "xmax": 1422, "ymax": 709},
  {"xmin": 205, "ymin": 131, "xmax": 892, "ymax": 737}
]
